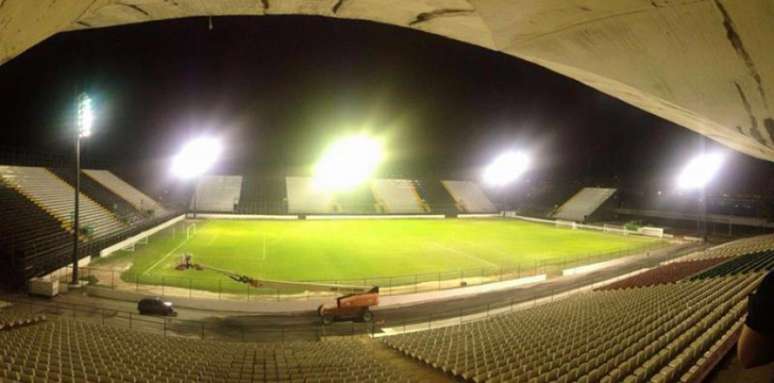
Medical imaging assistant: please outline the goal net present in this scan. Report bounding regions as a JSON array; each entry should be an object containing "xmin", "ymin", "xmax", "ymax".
[{"xmin": 555, "ymin": 220, "xmax": 577, "ymax": 230}]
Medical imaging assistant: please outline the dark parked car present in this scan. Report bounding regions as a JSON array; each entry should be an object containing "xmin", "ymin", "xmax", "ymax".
[{"xmin": 137, "ymin": 297, "xmax": 177, "ymax": 316}]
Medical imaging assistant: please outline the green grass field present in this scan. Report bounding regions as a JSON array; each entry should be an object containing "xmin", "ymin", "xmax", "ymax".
[{"xmin": 92, "ymin": 218, "xmax": 660, "ymax": 294}]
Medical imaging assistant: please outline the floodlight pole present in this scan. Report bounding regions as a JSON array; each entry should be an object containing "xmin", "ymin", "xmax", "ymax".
[{"xmin": 71, "ymin": 105, "xmax": 82, "ymax": 285}]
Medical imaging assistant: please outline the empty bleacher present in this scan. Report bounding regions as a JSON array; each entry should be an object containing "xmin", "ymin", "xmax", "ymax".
[
  {"xmin": 49, "ymin": 167, "xmax": 144, "ymax": 224},
  {"xmin": 334, "ymin": 184, "xmax": 377, "ymax": 213},
  {"xmin": 371, "ymin": 179, "xmax": 428, "ymax": 213},
  {"xmin": 441, "ymin": 180, "xmax": 497, "ymax": 213},
  {"xmin": 383, "ymin": 273, "xmax": 760, "ymax": 383},
  {"xmin": 83, "ymin": 169, "xmax": 167, "ymax": 216},
  {"xmin": 0, "ymin": 166, "xmax": 126, "ymax": 240},
  {"xmin": 690, "ymin": 250, "xmax": 774, "ymax": 280},
  {"xmin": 0, "ymin": 315, "xmax": 411, "ymax": 383},
  {"xmin": 414, "ymin": 179, "xmax": 457, "ymax": 215},
  {"xmin": 285, "ymin": 176, "xmax": 335, "ymax": 214},
  {"xmin": 598, "ymin": 258, "xmax": 730, "ymax": 290},
  {"xmin": 192, "ymin": 175, "xmax": 243, "ymax": 213},
  {"xmin": 0, "ymin": 306, "xmax": 46, "ymax": 331},
  {"xmin": 236, "ymin": 175, "xmax": 287, "ymax": 214},
  {"xmin": 0, "ymin": 183, "xmax": 75, "ymax": 284},
  {"xmin": 553, "ymin": 187, "xmax": 617, "ymax": 222}
]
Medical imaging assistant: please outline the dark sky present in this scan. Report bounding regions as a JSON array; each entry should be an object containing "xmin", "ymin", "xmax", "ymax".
[{"xmin": 0, "ymin": 15, "xmax": 771, "ymax": 194}]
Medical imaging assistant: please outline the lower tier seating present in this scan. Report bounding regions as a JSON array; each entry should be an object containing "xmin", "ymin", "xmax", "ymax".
[
  {"xmin": 0, "ymin": 306, "xmax": 46, "ymax": 331},
  {"xmin": 690, "ymin": 250, "xmax": 774, "ymax": 280},
  {"xmin": 383, "ymin": 273, "xmax": 762, "ymax": 383},
  {"xmin": 0, "ymin": 316, "xmax": 411, "ymax": 383},
  {"xmin": 598, "ymin": 257, "xmax": 729, "ymax": 290}
]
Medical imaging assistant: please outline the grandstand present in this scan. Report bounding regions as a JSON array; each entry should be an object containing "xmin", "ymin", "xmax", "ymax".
[
  {"xmin": 0, "ymin": 166, "xmax": 126, "ymax": 239},
  {"xmin": 82, "ymin": 169, "xmax": 167, "ymax": 216},
  {"xmin": 192, "ymin": 175, "xmax": 243, "ymax": 213},
  {"xmin": 236, "ymin": 175, "xmax": 286, "ymax": 214},
  {"xmin": 441, "ymin": 180, "xmax": 497, "ymax": 213},
  {"xmin": 553, "ymin": 187, "xmax": 617, "ymax": 222},
  {"xmin": 371, "ymin": 179, "xmax": 428, "ymax": 214},
  {"xmin": 285, "ymin": 176, "xmax": 336, "ymax": 214},
  {"xmin": 0, "ymin": 164, "xmax": 177, "ymax": 287}
]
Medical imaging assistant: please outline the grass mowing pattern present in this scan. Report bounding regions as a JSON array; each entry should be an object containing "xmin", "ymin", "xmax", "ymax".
[{"xmin": 92, "ymin": 219, "xmax": 659, "ymax": 294}]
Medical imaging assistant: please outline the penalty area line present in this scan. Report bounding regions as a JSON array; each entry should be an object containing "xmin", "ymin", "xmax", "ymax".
[
  {"xmin": 429, "ymin": 242, "xmax": 499, "ymax": 268},
  {"xmin": 142, "ymin": 237, "xmax": 192, "ymax": 276}
]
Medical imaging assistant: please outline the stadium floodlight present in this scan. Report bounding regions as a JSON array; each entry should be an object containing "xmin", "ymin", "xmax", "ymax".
[
  {"xmin": 313, "ymin": 134, "xmax": 383, "ymax": 190},
  {"xmin": 77, "ymin": 93, "xmax": 94, "ymax": 138},
  {"xmin": 676, "ymin": 152, "xmax": 724, "ymax": 190},
  {"xmin": 171, "ymin": 137, "xmax": 222, "ymax": 179},
  {"xmin": 483, "ymin": 150, "xmax": 530, "ymax": 187}
]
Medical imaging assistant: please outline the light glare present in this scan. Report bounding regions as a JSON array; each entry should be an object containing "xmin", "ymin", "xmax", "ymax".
[
  {"xmin": 78, "ymin": 94, "xmax": 94, "ymax": 138},
  {"xmin": 314, "ymin": 135, "xmax": 383, "ymax": 190},
  {"xmin": 677, "ymin": 153, "xmax": 724, "ymax": 190},
  {"xmin": 483, "ymin": 151, "xmax": 530, "ymax": 186},
  {"xmin": 171, "ymin": 137, "xmax": 222, "ymax": 179}
]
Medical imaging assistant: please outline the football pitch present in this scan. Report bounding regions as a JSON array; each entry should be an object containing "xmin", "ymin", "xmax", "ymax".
[{"xmin": 94, "ymin": 218, "xmax": 660, "ymax": 293}]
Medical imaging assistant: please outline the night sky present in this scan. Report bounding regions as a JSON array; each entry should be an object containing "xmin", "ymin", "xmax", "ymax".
[{"xmin": 0, "ymin": 16, "xmax": 771, "ymax": 195}]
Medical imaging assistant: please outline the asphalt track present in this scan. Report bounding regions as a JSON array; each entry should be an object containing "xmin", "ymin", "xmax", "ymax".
[{"xmin": 3, "ymin": 242, "xmax": 702, "ymax": 342}]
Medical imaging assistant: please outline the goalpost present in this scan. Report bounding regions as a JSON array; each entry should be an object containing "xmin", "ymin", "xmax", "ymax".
[{"xmin": 186, "ymin": 222, "xmax": 198, "ymax": 240}]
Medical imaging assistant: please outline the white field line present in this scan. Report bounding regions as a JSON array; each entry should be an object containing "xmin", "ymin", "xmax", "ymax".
[
  {"xmin": 429, "ymin": 242, "xmax": 499, "ymax": 268},
  {"xmin": 206, "ymin": 232, "xmax": 220, "ymax": 246},
  {"xmin": 142, "ymin": 237, "xmax": 191, "ymax": 276},
  {"xmin": 261, "ymin": 233, "xmax": 267, "ymax": 261}
]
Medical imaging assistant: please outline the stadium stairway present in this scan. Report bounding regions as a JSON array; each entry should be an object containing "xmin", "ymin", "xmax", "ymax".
[
  {"xmin": 0, "ymin": 166, "xmax": 126, "ymax": 240},
  {"xmin": 413, "ymin": 180, "xmax": 457, "ymax": 215},
  {"xmin": 48, "ymin": 167, "xmax": 144, "ymax": 225}
]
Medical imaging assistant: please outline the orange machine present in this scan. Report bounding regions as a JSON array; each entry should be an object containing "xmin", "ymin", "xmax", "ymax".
[
  {"xmin": 194, "ymin": 263, "xmax": 379, "ymax": 325},
  {"xmin": 318, "ymin": 287, "xmax": 379, "ymax": 325}
]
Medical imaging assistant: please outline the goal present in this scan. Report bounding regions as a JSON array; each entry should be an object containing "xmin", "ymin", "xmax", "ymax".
[{"xmin": 555, "ymin": 220, "xmax": 577, "ymax": 230}]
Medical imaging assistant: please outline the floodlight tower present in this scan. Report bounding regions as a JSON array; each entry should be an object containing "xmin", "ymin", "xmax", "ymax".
[
  {"xmin": 483, "ymin": 151, "xmax": 530, "ymax": 210},
  {"xmin": 676, "ymin": 147, "xmax": 724, "ymax": 241},
  {"xmin": 71, "ymin": 93, "xmax": 94, "ymax": 285},
  {"xmin": 171, "ymin": 137, "xmax": 222, "ymax": 219}
]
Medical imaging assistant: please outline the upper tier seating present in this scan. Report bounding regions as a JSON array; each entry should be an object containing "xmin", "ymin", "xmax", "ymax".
[
  {"xmin": 0, "ymin": 317, "xmax": 411, "ymax": 383},
  {"xmin": 0, "ymin": 183, "xmax": 75, "ymax": 282},
  {"xmin": 690, "ymin": 249, "xmax": 774, "ymax": 280},
  {"xmin": 598, "ymin": 257, "xmax": 729, "ymax": 290},
  {"xmin": 552, "ymin": 187, "xmax": 617, "ymax": 222},
  {"xmin": 370, "ymin": 179, "xmax": 428, "ymax": 213},
  {"xmin": 0, "ymin": 166, "xmax": 125, "ymax": 240},
  {"xmin": 192, "ymin": 175, "xmax": 243, "ymax": 213},
  {"xmin": 49, "ymin": 167, "xmax": 144, "ymax": 224},
  {"xmin": 83, "ymin": 169, "xmax": 167, "ymax": 216},
  {"xmin": 383, "ymin": 273, "xmax": 762, "ymax": 383},
  {"xmin": 441, "ymin": 180, "xmax": 497, "ymax": 213}
]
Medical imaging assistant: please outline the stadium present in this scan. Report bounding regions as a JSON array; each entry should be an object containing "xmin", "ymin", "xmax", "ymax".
[{"xmin": 1, "ymin": 2, "xmax": 774, "ymax": 383}]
